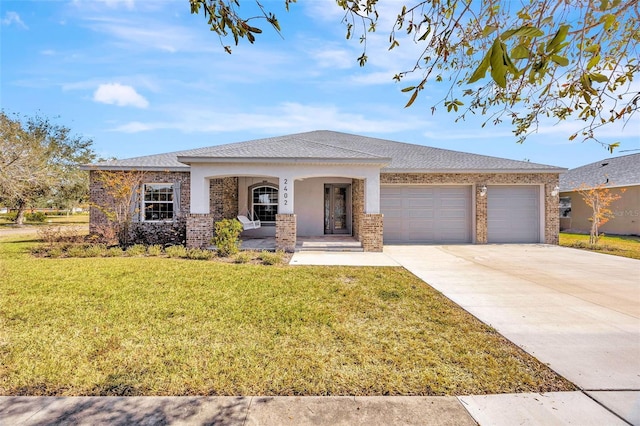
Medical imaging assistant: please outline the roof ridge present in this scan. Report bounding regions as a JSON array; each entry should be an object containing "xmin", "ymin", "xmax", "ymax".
[{"xmin": 297, "ymin": 136, "xmax": 388, "ymax": 159}]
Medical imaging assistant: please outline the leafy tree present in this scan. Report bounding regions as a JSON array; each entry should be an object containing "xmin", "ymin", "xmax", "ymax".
[
  {"xmin": 190, "ymin": 0, "xmax": 639, "ymax": 151},
  {"xmin": 0, "ymin": 112, "xmax": 95, "ymax": 225},
  {"xmin": 576, "ymin": 183, "xmax": 625, "ymax": 245},
  {"xmin": 91, "ymin": 170, "xmax": 146, "ymax": 247}
]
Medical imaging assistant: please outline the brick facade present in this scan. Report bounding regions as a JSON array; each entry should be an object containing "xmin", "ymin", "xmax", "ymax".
[
  {"xmin": 360, "ymin": 213, "xmax": 384, "ymax": 252},
  {"xmin": 89, "ymin": 169, "xmax": 560, "ymax": 248},
  {"xmin": 275, "ymin": 214, "xmax": 297, "ymax": 252},
  {"xmin": 88, "ymin": 170, "xmax": 190, "ymax": 246},
  {"xmin": 210, "ymin": 177, "xmax": 239, "ymax": 222},
  {"xmin": 381, "ymin": 172, "xmax": 561, "ymax": 244},
  {"xmin": 186, "ymin": 214, "xmax": 214, "ymax": 248}
]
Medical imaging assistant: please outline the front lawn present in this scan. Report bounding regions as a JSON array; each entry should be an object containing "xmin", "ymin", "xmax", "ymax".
[
  {"xmin": 560, "ymin": 232, "xmax": 640, "ymax": 260},
  {"xmin": 0, "ymin": 235, "xmax": 574, "ymax": 396}
]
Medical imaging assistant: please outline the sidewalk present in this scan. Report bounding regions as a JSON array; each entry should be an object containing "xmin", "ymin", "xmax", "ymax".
[{"xmin": 1, "ymin": 393, "xmax": 628, "ymax": 425}]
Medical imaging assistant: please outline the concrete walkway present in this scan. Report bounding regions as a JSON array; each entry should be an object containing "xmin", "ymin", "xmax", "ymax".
[{"xmin": 385, "ymin": 244, "xmax": 640, "ymax": 425}]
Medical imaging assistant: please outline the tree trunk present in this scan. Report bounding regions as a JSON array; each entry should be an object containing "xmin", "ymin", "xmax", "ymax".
[{"xmin": 15, "ymin": 200, "xmax": 26, "ymax": 226}]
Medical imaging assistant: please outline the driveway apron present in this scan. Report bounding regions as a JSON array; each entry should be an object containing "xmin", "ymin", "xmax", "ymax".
[{"xmin": 385, "ymin": 244, "xmax": 640, "ymax": 425}]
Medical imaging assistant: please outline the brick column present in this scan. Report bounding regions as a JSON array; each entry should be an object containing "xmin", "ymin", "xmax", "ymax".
[
  {"xmin": 186, "ymin": 213, "xmax": 213, "ymax": 248},
  {"xmin": 276, "ymin": 214, "xmax": 296, "ymax": 252},
  {"xmin": 360, "ymin": 213, "xmax": 383, "ymax": 252},
  {"xmin": 476, "ymin": 185, "xmax": 488, "ymax": 244},
  {"xmin": 545, "ymin": 183, "xmax": 560, "ymax": 244}
]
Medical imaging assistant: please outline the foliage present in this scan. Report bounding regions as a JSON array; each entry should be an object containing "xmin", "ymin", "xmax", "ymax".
[
  {"xmin": 126, "ymin": 244, "xmax": 148, "ymax": 256},
  {"xmin": 575, "ymin": 183, "xmax": 625, "ymax": 245},
  {"xmin": 25, "ymin": 212, "xmax": 47, "ymax": 222},
  {"xmin": 1, "ymin": 235, "xmax": 574, "ymax": 396},
  {"xmin": 0, "ymin": 112, "xmax": 95, "ymax": 225},
  {"xmin": 165, "ymin": 245, "xmax": 188, "ymax": 258},
  {"xmin": 91, "ymin": 170, "xmax": 146, "ymax": 247},
  {"xmin": 212, "ymin": 218, "xmax": 244, "ymax": 257},
  {"xmin": 234, "ymin": 251, "xmax": 252, "ymax": 264},
  {"xmin": 191, "ymin": 1, "xmax": 639, "ymax": 150},
  {"xmin": 258, "ymin": 250, "xmax": 285, "ymax": 265},
  {"xmin": 186, "ymin": 247, "xmax": 215, "ymax": 260},
  {"xmin": 147, "ymin": 244, "xmax": 164, "ymax": 256}
]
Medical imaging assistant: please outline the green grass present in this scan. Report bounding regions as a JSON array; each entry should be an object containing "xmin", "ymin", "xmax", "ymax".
[
  {"xmin": 0, "ymin": 234, "xmax": 574, "ymax": 396},
  {"xmin": 560, "ymin": 232, "xmax": 640, "ymax": 259},
  {"xmin": 0, "ymin": 214, "xmax": 89, "ymax": 227}
]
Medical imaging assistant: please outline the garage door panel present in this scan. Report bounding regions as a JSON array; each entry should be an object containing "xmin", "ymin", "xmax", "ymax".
[
  {"xmin": 381, "ymin": 185, "xmax": 472, "ymax": 244},
  {"xmin": 488, "ymin": 186, "xmax": 540, "ymax": 243}
]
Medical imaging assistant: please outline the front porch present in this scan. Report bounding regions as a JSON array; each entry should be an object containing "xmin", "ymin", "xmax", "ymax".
[{"xmin": 183, "ymin": 161, "xmax": 386, "ymax": 252}]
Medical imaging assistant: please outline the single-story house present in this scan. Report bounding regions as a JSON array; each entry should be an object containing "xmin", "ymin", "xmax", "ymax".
[
  {"xmin": 559, "ymin": 153, "xmax": 640, "ymax": 236},
  {"xmin": 84, "ymin": 130, "xmax": 565, "ymax": 251}
]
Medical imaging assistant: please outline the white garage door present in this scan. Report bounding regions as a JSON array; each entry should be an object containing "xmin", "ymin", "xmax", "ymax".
[
  {"xmin": 381, "ymin": 185, "xmax": 472, "ymax": 244},
  {"xmin": 487, "ymin": 186, "xmax": 540, "ymax": 243}
]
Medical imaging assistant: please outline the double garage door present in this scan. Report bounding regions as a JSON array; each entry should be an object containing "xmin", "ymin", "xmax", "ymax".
[{"xmin": 381, "ymin": 185, "xmax": 540, "ymax": 244}]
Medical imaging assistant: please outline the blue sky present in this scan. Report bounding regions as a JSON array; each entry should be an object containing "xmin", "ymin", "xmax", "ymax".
[{"xmin": 1, "ymin": 0, "xmax": 638, "ymax": 169}]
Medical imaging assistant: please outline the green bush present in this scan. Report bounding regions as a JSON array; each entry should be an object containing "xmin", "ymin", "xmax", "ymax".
[
  {"xmin": 147, "ymin": 245, "xmax": 163, "ymax": 256},
  {"xmin": 212, "ymin": 219, "xmax": 243, "ymax": 257},
  {"xmin": 234, "ymin": 251, "xmax": 252, "ymax": 264},
  {"xmin": 84, "ymin": 244, "xmax": 107, "ymax": 257},
  {"xmin": 126, "ymin": 244, "xmax": 147, "ymax": 256},
  {"xmin": 186, "ymin": 248, "xmax": 214, "ymax": 260},
  {"xmin": 3, "ymin": 212, "xmax": 18, "ymax": 222},
  {"xmin": 165, "ymin": 245, "xmax": 187, "ymax": 258},
  {"xmin": 26, "ymin": 212, "xmax": 47, "ymax": 222},
  {"xmin": 105, "ymin": 247, "xmax": 125, "ymax": 257},
  {"xmin": 259, "ymin": 250, "xmax": 285, "ymax": 266}
]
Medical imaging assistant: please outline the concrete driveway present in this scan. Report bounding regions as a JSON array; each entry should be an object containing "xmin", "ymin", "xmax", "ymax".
[{"xmin": 385, "ymin": 244, "xmax": 640, "ymax": 425}]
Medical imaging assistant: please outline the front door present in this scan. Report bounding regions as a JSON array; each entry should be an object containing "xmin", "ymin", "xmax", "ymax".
[{"xmin": 324, "ymin": 184, "xmax": 350, "ymax": 234}]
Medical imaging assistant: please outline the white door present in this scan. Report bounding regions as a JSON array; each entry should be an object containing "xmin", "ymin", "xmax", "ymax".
[
  {"xmin": 381, "ymin": 185, "xmax": 472, "ymax": 244},
  {"xmin": 487, "ymin": 185, "xmax": 540, "ymax": 243}
]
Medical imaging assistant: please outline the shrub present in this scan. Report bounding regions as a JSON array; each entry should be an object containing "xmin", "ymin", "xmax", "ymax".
[
  {"xmin": 26, "ymin": 212, "xmax": 47, "ymax": 222},
  {"xmin": 147, "ymin": 245, "xmax": 163, "ymax": 256},
  {"xmin": 84, "ymin": 244, "xmax": 107, "ymax": 257},
  {"xmin": 66, "ymin": 245, "xmax": 89, "ymax": 258},
  {"xmin": 3, "ymin": 212, "xmax": 18, "ymax": 222},
  {"xmin": 259, "ymin": 250, "xmax": 285, "ymax": 266},
  {"xmin": 234, "ymin": 251, "xmax": 252, "ymax": 264},
  {"xmin": 212, "ymin": 219, "xmax": 243, "ymax": 257},
  {"xmin": 126, "ymin": 244, "xmax": 147, "ymax": 257},
  {"xmin": 165, "ymin": 245, "xmax": 187, "ymax": 258},
  {"xmin": 105, "ymin": 247, "xmax": 125, "ymax": 257},
  {"xmin": 186, "ymin": 248, "xmax": 214, "ymax": 260}
]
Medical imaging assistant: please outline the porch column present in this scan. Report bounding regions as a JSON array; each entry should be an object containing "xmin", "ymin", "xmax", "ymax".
[
  {"xmin": 475, "ymin": 184, "xmax": 488, "ymax": 243},
  {"xmin": 276, "ymin": 174, "xmax": 296, "ymax": 251},
  {"xmin": 190, "ymin": 167, "xmax": 210, "ymax": 214},
  {"xmin": 360, "ymin": 175, "xmax": 383, "ymax": 252},
  {"xmin": 187, "ymin": 166, "xmax": 213, "ymax": 248}
]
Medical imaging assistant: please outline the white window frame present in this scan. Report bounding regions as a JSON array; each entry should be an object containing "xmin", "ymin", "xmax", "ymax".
[
  {"xmin": 249, "ymin": 183, "xmax": 278, "ymax": 225},
  {"xmin": 142, "ymin": 183, "xmax": 175, "ymax": 222}
]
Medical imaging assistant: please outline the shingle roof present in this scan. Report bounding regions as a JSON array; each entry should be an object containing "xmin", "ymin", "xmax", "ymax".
[
  {"xmin": 85, "ymin": 130, "xmax": 564, "ymax": 172},
  {"xmin": 560, "ymin": 153, "xmax": 640, "ymax": 191}
]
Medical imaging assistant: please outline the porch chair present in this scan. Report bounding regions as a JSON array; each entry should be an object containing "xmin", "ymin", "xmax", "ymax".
[{"xmin": 237, "ymin": 209, "xmax": 261, "ymax": 230}]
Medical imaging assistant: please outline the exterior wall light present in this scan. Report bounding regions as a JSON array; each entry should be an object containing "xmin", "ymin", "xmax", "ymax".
[
  {"xmin": 479, "ymin": 185, "xmax": 487, "ymax": 197},
  {"xmin": 551, "ymin": 185, "xmax": 560, "ymax": 196}
]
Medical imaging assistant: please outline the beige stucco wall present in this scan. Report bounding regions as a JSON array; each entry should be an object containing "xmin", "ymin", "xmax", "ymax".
[
  {"xmin": 560, "ymin": 186, "xmax": 640, "ymax": 236},
  {"xmin": 237, "ymin": 176, "xmax": 352, "ymax": 238}
]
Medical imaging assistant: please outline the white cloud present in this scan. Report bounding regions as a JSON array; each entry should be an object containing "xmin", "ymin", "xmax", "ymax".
[
  {"xmin": 93, "ymin": 83, "xmax": 149, "ymax": 108},
  {"xmin": 110, "ymin": 102, "xmax": 428, "ymax": 134},
  {"xmin": 73, "ymin": 0, "xmax": 135, "ymax": 10},
  {"xmin": 1, "ymin": 12, "xmax": 28, "ymax": 29}
]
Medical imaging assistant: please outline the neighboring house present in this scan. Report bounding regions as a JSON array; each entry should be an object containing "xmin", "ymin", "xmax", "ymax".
[
  {"xmin": 83, "ymin": 130, "xmax": 565, "ymax": 251},
  {"xmin": 559, "ymin": 153, "xmax": 640, "ymax": 236}
]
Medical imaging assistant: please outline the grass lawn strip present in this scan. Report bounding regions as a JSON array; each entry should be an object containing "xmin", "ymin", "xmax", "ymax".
[
  {"xmin": 559, "ymin": 232, "xmax": 640, "ymax": 259},
  {"xmin": 0, "ymin": 235, "xmax": 574, "ymax": 396}
]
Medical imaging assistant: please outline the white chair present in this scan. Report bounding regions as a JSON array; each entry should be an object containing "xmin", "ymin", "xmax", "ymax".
[{"xmin": 237, "ymin": 211, "xmax": 261, "ymax": 230}]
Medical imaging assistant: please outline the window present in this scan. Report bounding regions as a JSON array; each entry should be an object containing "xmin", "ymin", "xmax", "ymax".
[
  {"xmin": 559, "ymin": 196, "xmax": 571, "ymax": 218},
  {"xmin": 251, "ymin": 184, "xmax": 278, "ymax": 223},
  {"xmin": 143, "ymin": 183, "xmax": 174, "ymax": 221}
]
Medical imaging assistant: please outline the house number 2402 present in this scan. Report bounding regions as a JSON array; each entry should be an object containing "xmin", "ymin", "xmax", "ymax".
[{"xmin": 283, "ymin": 179, "xmax": 289, "ymax": 205}]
